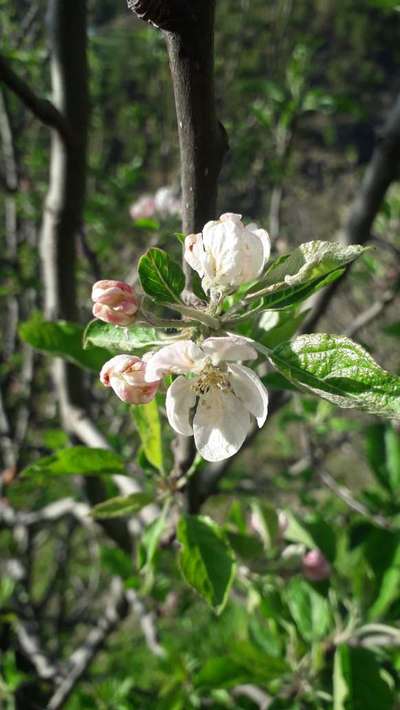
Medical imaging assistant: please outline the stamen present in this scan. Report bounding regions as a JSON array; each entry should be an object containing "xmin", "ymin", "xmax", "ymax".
[{"xmin": 191, "ymin": 364, "xmax": 231, "ymax": 395}]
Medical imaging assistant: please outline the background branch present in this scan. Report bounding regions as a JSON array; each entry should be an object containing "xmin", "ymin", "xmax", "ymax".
[{"xmin": 0, "ymin": 54, "xmax": 70, "ymax": 143}]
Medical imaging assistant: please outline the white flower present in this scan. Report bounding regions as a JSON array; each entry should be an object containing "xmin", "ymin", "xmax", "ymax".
[
  {"xmin": 145, "ymin": 336, "xmax": 269, "ymax": 462},
  {"xmin": 154, "ymin": 186, "xmax": 181, "ymax": 217},
  {"xmin": 184, "ymin": 212, "xmax": 270, "ymax": 294}
]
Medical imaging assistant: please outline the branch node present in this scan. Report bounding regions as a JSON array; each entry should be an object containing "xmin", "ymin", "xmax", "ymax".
[{"xmin": 127, "ymin": 0, "xmax": 190, "ymax": 32}]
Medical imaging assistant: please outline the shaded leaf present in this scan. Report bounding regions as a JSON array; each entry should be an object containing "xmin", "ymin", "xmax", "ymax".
[
  {"xmin": 22, "ymin": 447, "xmax": 126, "ymax": 479},
  {"xmin": 334, "ymin": 645, "xmax": 394, "ymax": 710},
  {"xmin": 138, "ymin": 507, "xmax": 168, "ymax": 570},
  {"xmin": 195, "ymin": 644, "xmax": 288, "ymax": 689},
  {"xmin": 285, "ymin": 578, "xmax": 332, "ymax": 641},
  {"xmin": 91, "ymin": 492, "xmax": 153, "ymax": 519},
  {"xmin": 177, "ymin": 515, "xmax": 236, "ymax": 614},
  {"xmin": 20, "ymin": 314, "xmax": 110, "ymax": 371},
  {"xmin": 132, "ymin": 399, "xmax": 163, "ymax": 473}
]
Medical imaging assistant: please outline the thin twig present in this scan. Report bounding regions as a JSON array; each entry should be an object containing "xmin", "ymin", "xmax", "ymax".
[
  {"xmin": 46, "ymin": 578, "xmax": 130, "ymax": 710},
  {"xmin": 0, "ymin": 54, "xmax": 70, "ymax": 144}
]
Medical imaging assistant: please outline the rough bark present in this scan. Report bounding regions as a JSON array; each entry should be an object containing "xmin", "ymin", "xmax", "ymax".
[{"xmin": 128, "ymin": 0, "xmax": 228, "ymax": 493}]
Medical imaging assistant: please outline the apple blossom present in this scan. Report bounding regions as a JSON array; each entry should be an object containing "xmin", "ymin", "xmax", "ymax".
[
  {"xmin": 100, "ymin": 355, "xmax": 160, "ymax": 405},
  {"xmin": 154, "ymin": 186, "xmax": 181, "ymax": 217},
  {"xmin": 91, "ymin": 280, "xmax": 139, "ymax": 326},
  {"xmin": 302, "ymin": 549, "xmax": 331, "ymax": 582},
  {"xmin": 129, "ymin": 194, "xmax": 156, "ymax": 220},
  {"xmin": 184, "ymin": 212, "xmax": 270, "ymax": 294},
  {"xmin": 144, "ymin": 336, "xmax": 269, "ymax": 462}
]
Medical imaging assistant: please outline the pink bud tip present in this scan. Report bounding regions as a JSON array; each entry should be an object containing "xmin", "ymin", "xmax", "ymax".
[
  {"xmin": 99, "ymin": 355, "xmax": 160, "ymax": 405},
  {"xmin": 302, "ymin": 549, "xmax": 331, "ymax": 582},
  {"xmin": 91, "ymin": 280, "xmax": 139, "ymax": 326}
]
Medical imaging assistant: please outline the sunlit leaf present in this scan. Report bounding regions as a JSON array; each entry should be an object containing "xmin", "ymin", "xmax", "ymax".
[
  {"xmin": 138, "ymin": 247, "xmax": 185, "ymax": 303},
  {"xmin": 269, "ymin": 334, "xmax": 400, "ymax": 420},
  {"xmin": 83, "ymin": 320, "xmax": 166, "ymax": 354}
]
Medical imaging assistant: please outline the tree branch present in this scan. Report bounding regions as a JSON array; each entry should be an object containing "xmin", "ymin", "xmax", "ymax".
[
  {"xmin": 46, "ymin": 579, "xmax": 130, "ymax": 710},
  {"xmin": 0, "ymin": 54, "xmax": 70, "ymax": 144},
  {"xmin": 304, "ymin": 91, "xmax": 400, "ymax": 332}
]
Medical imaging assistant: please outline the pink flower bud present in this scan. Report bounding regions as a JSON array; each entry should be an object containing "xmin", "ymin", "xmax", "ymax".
[
  {"xmin": 302, "ymin": 549, "xmax": 331, "ymax": 582},
  {"xmin": 129, "ymin": 194, "xmax": 156, "ymax": 220},
  {"xmin": 100, "ymin": 355, "xmax": 160, "ymax": 405},
  {"xmin": 91, "ymin": 280, "xmax": 139, "ymax": 326}
]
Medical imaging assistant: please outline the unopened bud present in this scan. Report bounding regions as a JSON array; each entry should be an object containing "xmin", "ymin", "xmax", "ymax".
[
  {"xmin": 100, "ymin": 355, "xmax": 160, "ymax": 405},
  {"xmin": 92, "ymin": 280, "xmax": 139, "ymax": 326},
  {"xmin": 302, "ymin": 549, "xmax": 331, "ymax": 582}
]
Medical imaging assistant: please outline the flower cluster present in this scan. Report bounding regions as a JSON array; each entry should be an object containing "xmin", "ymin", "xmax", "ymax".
[
  {"xmin": 130, "ymin": 186, "xmax": 181, "ymax": 221},
  {"xmin": 91, "ymin": 212, "xmax": 271, "ymax": 462}
]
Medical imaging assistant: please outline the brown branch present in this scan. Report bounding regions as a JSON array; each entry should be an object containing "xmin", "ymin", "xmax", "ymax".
[
  {"xmin": 0, "ymin": 54, "xmax": 70, "ymax": 144},
  {"xmin": 127, "ymin": 0, "xmax": 189, "ymax": 31},
  {"xmin": 304, "ymin": 91, "xmax": 400, "ymax": 332},
  {"xmin": 164, "ymin": 2, "xmax": 229, "ymax": 240}
]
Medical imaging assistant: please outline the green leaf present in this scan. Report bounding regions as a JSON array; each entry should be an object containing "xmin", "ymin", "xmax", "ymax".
[
  {"xmin": 284, "ymin": 511, "xmax": 336, "ymax": 562},
  {"xmin": 285, "ymin": 578, "xmax": 332, "ymax": 642},
  {"xmin": 366, "ymin": 424, "xmax": 400, "ymax": 493},
  {"xmin": 250, "ymin": 502, "xmax": 280, "ymax": 547},
  {"xmin": 132, "ymin": 399, "xmax": 163, "ymax": 473},
  {"xmin": 91, "ymin": 492, "xmax": 153, "ymax": 519},
  {"xmin": 385, "ymin": 425, "xmax": 400, "ymax": 491},
  {"xmin": 245, "ymin": 241, "xmax": 366, "ymax": 309},
  {"xmin": 21, "ymin": 447, "xmax": 126, "ymax": 479},
  {"xmin": 257, "ymin": 308, "xmax": 309, "ymax": 348},
  {"xmin": 261, "ymin": 371, "xmax": 299, "ymax": 392},
  {"xmin": 383, "ymin": 321, "xmax": 400, "ymax": 337},
  {"xmin": 333, "ymin": 645, "xmax": 394, "ymax": 710},
  {"xmin": 195, "ymin": 645, "xmax": 288, "ymax": 689},
  {"xmin": 138, "ymin": 507, "xmax": 168, "ymax": 571},
  {"xmin": 269, "ymin": 334, "xmax": 400, "ymax": 420},
  {"xmin": 257, "ymin": 241, "xmax": 366, "ymax": 291},
  {"xmin": 83, "ymin": 319, "xmax": 166, "ymax": 354},
  {"xmin": 177, "ymin": 515, "xmax": 236, "ymax": 614},
  {"xmin": 226, "ymin": 531, "xmax": 264, "ymax": 559},
  {"xmin": 367, "ymin": 0, "xmax": 400, "ymax": 9},
  {"xmin": 261, "ymin": 268, "xmax": 345, "ymax": 310},
  {"xmin": 20, "ymin": 314, "xmax": 110, "ymax": 371},
  {"xmin": 138, "ymin": 247, "xmax": 185, "ymax": 303}
]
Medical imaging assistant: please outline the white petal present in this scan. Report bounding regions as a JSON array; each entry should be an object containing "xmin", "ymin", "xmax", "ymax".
[
  {"xmin": 184, "ymin": 233, "xmax": 206, "ymax": 277},
  {"xmin": 166, "ymin": 376, "xmax": 196, "ymax": 436},
  {"xmin": 193, "ymin": 389, "xmax": 251, "ymax": 462},
  {"xmin": 201, "ymin": 220, "xmax": 238, "ymax": 271},
  {"xmin": 219, "ymin": 213, "xmax": 243, "ymax": 224},
  {"xmin": 247, "ymin": 223, "xmax": 271, "ymax": 263},
  {"xmin": 229, "ymin": 363, "xmax": 269, "ymax": 427},
  {"xmin": 201, "ymin": 336, "xmax": 258, "ymax": 364},
  {"xmin": 144, "ymin": 341, "xmax": 205, "ymax": 381}
]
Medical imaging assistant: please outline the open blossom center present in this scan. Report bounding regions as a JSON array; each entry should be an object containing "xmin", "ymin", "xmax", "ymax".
[{"xmin": 192, "ymin": 364, "xmax": 231, "ymax": 396}]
